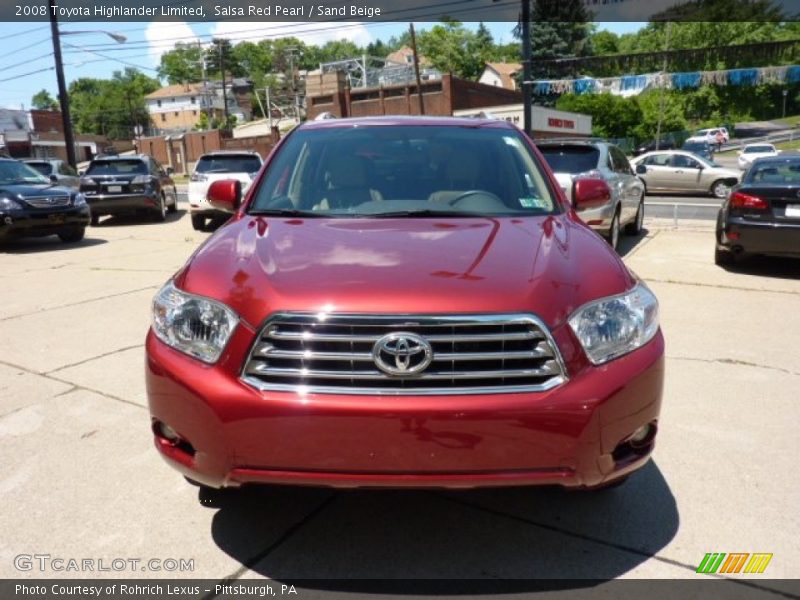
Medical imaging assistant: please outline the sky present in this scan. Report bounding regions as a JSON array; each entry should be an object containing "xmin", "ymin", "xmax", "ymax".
[{"xmin": 0, "ymin": 21, "xmax": 644, "ymax": 110}]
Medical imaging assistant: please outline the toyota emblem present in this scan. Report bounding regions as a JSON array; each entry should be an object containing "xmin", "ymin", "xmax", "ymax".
[{"xmin": 372, "ymin": 332, "xmax": 433, "ymax": 376}]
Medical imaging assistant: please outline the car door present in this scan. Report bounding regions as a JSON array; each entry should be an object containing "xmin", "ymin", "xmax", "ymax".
[
  {"xmin": 609, "ymin": 146, "xmax": 641, "ymax": 221},
  {"xmin": 638, "ymin": 153, "xmax": 672, "ymax": 191},
  {"xmin": 669, "ymin": 154, "xmax": 705, "ymax": 192}
]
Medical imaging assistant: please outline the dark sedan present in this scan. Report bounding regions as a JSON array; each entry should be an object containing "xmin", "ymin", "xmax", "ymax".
[
  {"xmin": 715, "ymin": 157, "xmax": 800, "ymax": 265},
  {"xmin": 0, "ymin": 158, "xmax": 90, "ymax": 244},
  {"xmin": 80, "ymin": 155, "xmax": 177, "ymax": 224}
]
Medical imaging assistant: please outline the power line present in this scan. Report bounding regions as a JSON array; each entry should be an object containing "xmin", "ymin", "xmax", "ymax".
[
  {"xmin": 61, "ymin": 42, "xmax": 159, "ymax": 72},
  {"xmin": 0, "ymin": 66, "xmax": 55, "ymax": 83},
  {"xmin": 0, "ymin": 52, "xmax": 54, "ymax": 74},
  {"xmin": 0, "ymin": 25, "xmax": 49, "ymax": 41}
]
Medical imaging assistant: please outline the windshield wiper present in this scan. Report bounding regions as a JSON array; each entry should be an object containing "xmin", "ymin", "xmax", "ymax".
[{"xmin": 248, "ymin": 208, "xmax": 323, "ymax": 218}]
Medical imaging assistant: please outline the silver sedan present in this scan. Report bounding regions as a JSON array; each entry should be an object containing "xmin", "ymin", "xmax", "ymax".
[{"xmin": 631, "ymin": 150, "xmax": 741, "ymax": 198}]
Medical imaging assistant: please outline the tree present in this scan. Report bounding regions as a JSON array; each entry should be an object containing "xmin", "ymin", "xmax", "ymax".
[
  {"xmin": 556, "ymin": 93, "xmax": 643, "ymax": 139},
  {"xmin": 31, "ymin": 89, "xmax": 59, "ymax": 111},
  {"xmin": 416, "ymin": 21, "xmax": 486, "ymax": 79},
  {"xmin": 524, "ymin": 0, "xmax": 593, "ymax": 79},
  {"xmin": 158, "ymin": 43, "xmax": 204, "ymax": 84},
  {"xmin": 205, "ymin": 38, "xmax": 245, "ymax": 80}
]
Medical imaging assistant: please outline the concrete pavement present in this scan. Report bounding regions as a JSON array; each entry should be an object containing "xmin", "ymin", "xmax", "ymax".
[{"xmin": 0, "ymin": 211, "xmax": 798, "ymax": 589}]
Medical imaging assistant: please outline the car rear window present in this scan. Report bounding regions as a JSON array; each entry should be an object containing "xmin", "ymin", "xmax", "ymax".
[
  {"xmin": 747, "ymin": 161, "xmax": 800, "ymax": 183},
  {"xmin": 86, "ymin": 160, "xmax": 147, "ymax": 175},
  {"xmin": 25, "ymin": 162, "xmax": 52, "ymax": 176},
  {"xmin": 194, "ymin": 155, "xmax": 262, "ymax": 174},
  {"xmin": 250, "ymin": 125, "xmax": 559, "ymax": 217},
  {"xmin": 743, "ymin": 146, "xmax": 775, "ymax": 154},
  {"xmin": 537, "ymin": 145, "xmax": 600, "ymax": 175}
]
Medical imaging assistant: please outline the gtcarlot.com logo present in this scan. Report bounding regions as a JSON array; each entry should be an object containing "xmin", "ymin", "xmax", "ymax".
[
  {"xmin": 696, "ymin": 552, "xmax": 773, "ymax": 574},
  {"xmin": 14, "ymin": 554, "xmax": 195, "ymax": 573}
]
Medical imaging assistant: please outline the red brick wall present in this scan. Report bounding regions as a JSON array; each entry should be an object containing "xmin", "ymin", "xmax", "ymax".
[{"xmin": 30, "ymin": 110, "xmax": 63, "ymax": 133}]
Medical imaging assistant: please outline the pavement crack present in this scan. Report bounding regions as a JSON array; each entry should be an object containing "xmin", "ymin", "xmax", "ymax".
[
  {"xmin": 46, "ymin": 344, "xmax": 144, "ymax": 375},
  {"xmin": 645, "ymin": 278, "xmax": 800, "ymax": 296},
  {"xmin": 668, "ymin": 355, "xmax": 800, "ymax": 377},
  {"xmin": 203, "ymin": 493, "xmax": 338, "ymax": 598},
  {"xmin": 0, "ymin": 285, "xmax": 159, "ymax": 322}
]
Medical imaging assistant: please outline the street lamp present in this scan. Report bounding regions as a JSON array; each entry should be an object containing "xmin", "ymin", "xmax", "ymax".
[{"xmin": 48, "ymin": 0, "xmax": 126, "ymax": 168}]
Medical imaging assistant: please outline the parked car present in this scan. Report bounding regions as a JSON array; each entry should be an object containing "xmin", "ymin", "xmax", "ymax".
[
  {"xmin": 630, "ymin": 150, "xmax": 740, "ymax": 198},
  {"xmin": 146, "ymin": 116, "xmax": 664, "ymax": 493},
  {"xmin": 737, "ymin": 143, "xmax": 780, "ymax": 171},
  {"xmin": 686, "ymin": 127, "xmax": 729, "ymax": 147},
  {"xmin": 715, "ymin": 156, "xmax": 800, "ymax": 265},
  {"xmin": 79, "ymin": 155, "xmax": 177, "ymax": 225},
  {"xmin": 681, "ymin": 139, "xmax": 714, "ymax": 161},
  {"xmin": 536, "ymin": 139, "xmax": 646, "ymax": 250},
  {"xmin": 0, "ymin": 158, "xmax": 90, "ymax": 243},
  {"xmin": 188, "ymin": 151, "xmax": 263, "ymax": 231},
  {"xmin": 23, "ymin": 159, "xmax": 81, "ymax": 190},
  {"xmin": 633, "ymin": 138, "xmax": 676, "ymax": 156}
]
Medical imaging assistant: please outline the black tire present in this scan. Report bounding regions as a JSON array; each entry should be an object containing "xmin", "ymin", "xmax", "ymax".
[
  {"xmin": 714, "ymin": 245, "xmax": 735, "ymax": 267},
  {"xmin": 605, "ymin": 209, "xmax": 621, "ymax": 251},
  {"xmin": 191, "ymin": 214, "xmax": 206, "ymax": 231},
  {"xmin": 167, "ymin": 192, "xmax": 178, "ymax": 213},
  {"xmin": 90, "ymin": 213, "xmax": 100, "ymax": 226},
  {"xmin": 625, "ymin": 196, "xmax": 644, "ymax": 235},
  {"xmin": 152, "ymin": 195, "xmax": 167, "ymax": 223},
  {"xmin": 58, "ymin": 227, "xmax": 85, "ymax": 243}
]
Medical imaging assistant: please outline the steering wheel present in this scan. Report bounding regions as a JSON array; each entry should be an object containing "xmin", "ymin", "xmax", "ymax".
[{"xmin": 446, "ymin": 190, "xmax": 503, "ymax": 206}]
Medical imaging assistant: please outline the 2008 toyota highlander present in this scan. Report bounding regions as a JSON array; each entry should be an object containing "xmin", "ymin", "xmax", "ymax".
[{"xmin": 146, "ymin": 116, "xmax": 664, "ymax": 491}]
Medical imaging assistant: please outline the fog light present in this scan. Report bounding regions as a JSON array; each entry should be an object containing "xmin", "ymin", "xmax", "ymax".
[
  {"xmin": 628, "ymin": 422, "xmax": 656, "ymax": 448},
  {"xmin": 157, "ymin": 421, "xmax": 180, "ymax": 444}
]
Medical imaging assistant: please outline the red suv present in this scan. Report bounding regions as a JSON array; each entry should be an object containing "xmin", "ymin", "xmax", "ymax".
[{"xmin": 146, "ymin": 117, "xmax": 664, "ymax": 491}]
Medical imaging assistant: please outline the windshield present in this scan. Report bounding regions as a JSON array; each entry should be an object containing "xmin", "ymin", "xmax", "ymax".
[
  {"xmin": 195, "ymin": 154, "xmax": 261, "ymax": 174},
  {"xmin": 25, "ymin": 162, "xmax": 53, "ymax": 176},
  {"xmin": 249, "ymin": 125, "xmax": 559, "ymax": 217},
  {"xmin": 746, "ymin": 161, "xmax": 800, "ymax": 184},
  {"xmin": 743, "ymin": 146, "xmax": 775, "ymax": 154},
  {"xmin": 538, "ymin": 145, "xmax": 600, "ymax": 175},
  {"xmin": 86, "ymin": 159, "xmax": 147, "ymax": 176},
  {"xmin": 0, "ymin": 160, "xmax": 50, "ymax": 185}
]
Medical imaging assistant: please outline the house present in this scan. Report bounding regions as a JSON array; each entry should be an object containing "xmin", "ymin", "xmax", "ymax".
[
  {"xmin": 0, "ymin": 108, "xmax": 109, "ymax": 162},
  {"xmin": 479, "ymin": 62, "xmax": 522, "ymax": 91},
  {"xmin": 386, "ymin": 46, "xmax": 430, "ymax": 68},
  {"xmin": 145, "ymin": 82, "xmax": 250, "ymax": 134}
]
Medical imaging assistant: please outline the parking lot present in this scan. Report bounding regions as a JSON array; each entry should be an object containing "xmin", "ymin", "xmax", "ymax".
[{"xmin": 1, "ymin": 204, "xmax": 798, "ymax": 589}]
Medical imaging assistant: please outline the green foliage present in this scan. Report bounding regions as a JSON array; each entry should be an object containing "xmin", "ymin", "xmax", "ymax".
[
  {"xmin": 416, "ymin": 21, "xmax": 496, "ymax": 79},
  {"xmin": 31, "ymin": 89, "xmax": 58, "ymax": 111},
  {"xmin": 68, "ymin": 68, "xmax": 159, "ymax": 139},
  {"xmin": 158, "ymin": 43, "xmax": 203, "ymax": 84},
  {"xmin": 556, "ymin": 93, "xmax": 642, "ymax": 138},
  {"xmin": 194, "ymin": 112, "xmax": 210, "ymax": 131},
  {"xmin": 526, "ymin": 0, "xmax": 593, "ymax": 78}
]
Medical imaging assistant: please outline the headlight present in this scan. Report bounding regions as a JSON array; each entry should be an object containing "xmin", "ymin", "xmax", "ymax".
[
  {"xmin": 152, "ymin": 281, "xmax": 238, "ymax": 364},
  {"xmin": 568, "ymin": 283, "xmax": 659, "ymax": 365},
  {"xmin": 0, "ymin": 196, "xmax": 22, "ymax": 211},
  {"xmin": 73, "ymin": 193, "xmax": 87, "ymax": 207}
]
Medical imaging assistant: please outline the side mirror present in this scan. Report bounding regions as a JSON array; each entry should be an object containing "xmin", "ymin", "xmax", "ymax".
[
  {"xmin": 635, "ymin": 164, "xmax": 647, "ymax": 175},
  {"xmin": 573, "ymin": 178, "xmax": 611, "ymax": 211},
  {"xmin": 207, "ymin": 179, "xmax": 242, "ymax": 213},
  {"xmin": 49, "ymin": 174, "xmax": 58, "ymax": 183},
  {"xmin": 78, "ymin": 170, "xmax": 85, "ymax": 176}
]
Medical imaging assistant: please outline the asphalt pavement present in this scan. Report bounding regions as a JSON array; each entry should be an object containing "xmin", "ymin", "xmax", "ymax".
[{"xmin": 1, "ymin": 209, "xmax": 798, "ymax": 591}]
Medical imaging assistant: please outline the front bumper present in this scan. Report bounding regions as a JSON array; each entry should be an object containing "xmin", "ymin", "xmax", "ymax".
[
  {"xmin": 85, "ymin": 193, "xmax": 159, "ymax": 215},
  {"xmin": 146, "ymin": 322, "xmax": 665, "ymax": 490},
  {"xmin": 719, "ymin": 215, "xmax": 800, "ymax": 257},
  {"xmin": 0, "ymin": 205, "xmax": 90, "ymax": 239}
]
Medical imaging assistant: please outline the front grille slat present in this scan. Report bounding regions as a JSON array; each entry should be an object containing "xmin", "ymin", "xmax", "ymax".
[
  {"xmin": 242, "ymin": 313, "xmax": 567, "ymax": 395},
  {"xmin": 25, "ymin": 196, "xmax": 71, "ymax": 208}
]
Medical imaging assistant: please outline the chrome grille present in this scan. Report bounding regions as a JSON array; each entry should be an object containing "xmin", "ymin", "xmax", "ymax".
[
  {"xmin": 25, "ymin": 196, "xmax": 71, "ymax": 208},
  {"xmin": 242, "ymin": 313, "xmax": 567, "ymax": 395}
]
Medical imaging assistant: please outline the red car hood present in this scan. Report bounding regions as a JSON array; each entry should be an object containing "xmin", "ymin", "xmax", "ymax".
[{"xmin": 176, "ymin": 214, "xmax": 634, "ymax": 329}]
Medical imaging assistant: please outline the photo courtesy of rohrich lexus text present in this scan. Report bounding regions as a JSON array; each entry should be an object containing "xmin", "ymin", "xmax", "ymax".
[{"xmin": 0, "ymin": 0, "xmax": 798, "ymax": 599}]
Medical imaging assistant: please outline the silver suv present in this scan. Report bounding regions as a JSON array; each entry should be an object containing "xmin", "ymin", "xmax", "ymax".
[{"xmin": 537, "ymin": 140, "xmax": 645, "ymax": 250}]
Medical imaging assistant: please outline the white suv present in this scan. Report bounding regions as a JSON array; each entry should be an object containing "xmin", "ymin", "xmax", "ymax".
[
  {"xmin": 188, "ymin": 151, "xmax": 263, "ymax": 230},
  {"xmin": 686, "ymin": 127, "xmax": 729, "ymax": 147}
]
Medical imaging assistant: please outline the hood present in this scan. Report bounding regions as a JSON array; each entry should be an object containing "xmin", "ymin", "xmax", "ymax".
[
  {"xmin": 0, "ymin": 183, "xmax": 73, "ymax": 198},
  {"xmin": 176, "ymin": 214, "xmax": 634, "ymax": 330}
]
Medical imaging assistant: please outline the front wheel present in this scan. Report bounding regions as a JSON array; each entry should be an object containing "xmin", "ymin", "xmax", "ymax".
[
  {"xmin": 90, "ymin": 213, "xmax": 100, "ymax": 226},
  {"xmin": 191, "ymin": 214, "xmax": 206, "ymax": 231},
  {"xmin": 711, "ymin": 179, "xmax": 731, "ymax": 199},
  {"xmin": 625, "ymin": 196, "xmax": 644, "ymax": 235},
  {"xmin": 58, "ymin": 226, "xmax": 85, "ymax": 243},
  {"xmin": 167, "ymin": 192, "xmax": 178, "ymax": 214},
  {"xmin": 152, "ymin": 195, "xmax": 167, "ymax": 222},
  {"xmin": 605, "ymin": 210, "xmax": 620, "ymax": 251}
]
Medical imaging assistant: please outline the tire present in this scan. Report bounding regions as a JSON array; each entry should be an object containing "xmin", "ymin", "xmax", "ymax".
[
  {"xmin": 711, "ymin": 179, "xmax": 731, "ymax": 199},
  {"xmin": 90, "ymin": 213, "xmax": 100, "ymax": 226},
  {"xmin": 625, "ymin": 196, "xmax": 644, "ymax": 235},
  {"xmin": 58, "ymin": 227, "xmax": 85, "ymax": 243},
  {"xmin": 167, "ymin": 192, "xmax": 178, "ymax": 214},
  {"xmin": 714, "ymin": 245, "xmax": 735, "ymax": 267},
  {"xmin": 152, "ymin": 195, "xmax": 167, "ymax": 223},
  {"xmin": 191, "ymin": 214, "xmax": 205, "ymax": 231},
  {"xmin": 605, "ymin": 209, "xmax": 621, "ymax": 251}
]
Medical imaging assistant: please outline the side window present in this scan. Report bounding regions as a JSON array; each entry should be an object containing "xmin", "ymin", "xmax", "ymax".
[
  {"xmin": 644, "ymin": 154, "xmax": 670, "ymax": 166},
  {"xmin": 672, "ymin": 155, "xmax": 700, "ymax": 169},
  {"xmin": 611, "ymin": 147, "xmax": 631, "ymax": 174},
  {"xmin": 60, "ymin": 163, "xmax": 77, "ymax": 176},
  {"xmin": 150, "ymin": 160, "xmax": 161, "ymax": 176}
]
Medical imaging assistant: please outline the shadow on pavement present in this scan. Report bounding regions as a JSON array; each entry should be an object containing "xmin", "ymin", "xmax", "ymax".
[
  {"xmin": 617, "ymin": 227, "xmax": 652, "ymax": 257},
  {"xmin": 95, "ymin": 209, "xmax": 186, "ymax": 227},
  {"xmin": 719, "ymin": 254, "xmax": 800, "ymax": 280},
  {"xmin": 0, "ymin": 236, "xmax": 106, "ymax": 253},
  {"xmin": 207, "ymin": 460, "xmax": 678, "ymax": 587}
]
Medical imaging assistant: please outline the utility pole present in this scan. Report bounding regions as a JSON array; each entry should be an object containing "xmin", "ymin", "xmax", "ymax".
[
  {"xmin": 266, "ymin": 87, "xmax": 273, "ymax": 128},
  {"xmin": 218, "ymin": 42, "xmax": 229, "ymax": 127},
  {"xmin": 521, "ymin": 0, "xmax": 532, "ymax": 136},
  {"xmin": 409, "ymin": 23, "xmax": 425, "ymax": 115},
  {"xmin": 48, "ymin": 0, "xmax": 77, "ymax": 169},
  {"xmin": 655, "ymin": 22, "xmax": 672, "ymax": 151}
]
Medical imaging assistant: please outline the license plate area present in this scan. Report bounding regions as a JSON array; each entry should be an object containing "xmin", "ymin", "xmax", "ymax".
[
  {"xmin": 785, "ymin": 204, "xmax": 800, "ymax": 218},
  {"xmin": 106, "ymin": 185, "xmax": 122, "ymax": 193},
  {"xmin": 48, "ymin": 214, "xmax": 66, "ymax": 224}
]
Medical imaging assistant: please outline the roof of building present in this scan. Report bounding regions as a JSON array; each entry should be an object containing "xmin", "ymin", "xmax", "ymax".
[
  {"xmin": 145, "ymin": 83, "xmax": 206, "ymax": 100},
  {"xmin": 386, "ymin": 45, "xmax": 430, "ymax": 67},
  {"xmin": 484, "ymin": 62, "xmax": 522, "ymax": 89}
]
